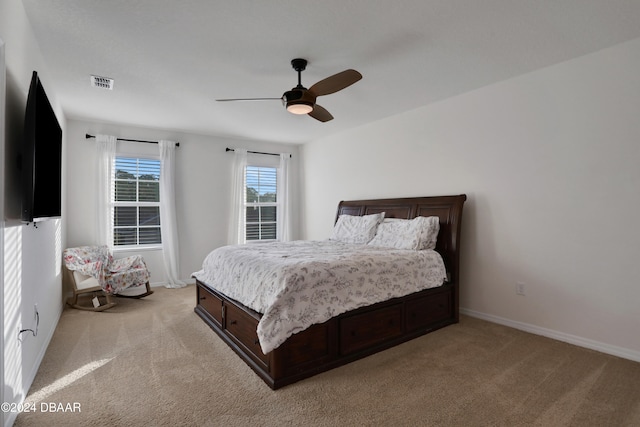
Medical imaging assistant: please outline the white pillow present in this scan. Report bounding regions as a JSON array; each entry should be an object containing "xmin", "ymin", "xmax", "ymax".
[
  {"xmin": 368, "ymin": 216, "xmax": 440, "ymax": 250},
  {"xmin": 330, "ymin": 212, "xmax": 385, "ymax": 244}
]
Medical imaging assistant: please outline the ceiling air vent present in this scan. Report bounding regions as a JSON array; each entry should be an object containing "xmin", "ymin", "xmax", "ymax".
[{"xmin": 90, "ymin": 75, "xmax": 114, "ymax": 90}]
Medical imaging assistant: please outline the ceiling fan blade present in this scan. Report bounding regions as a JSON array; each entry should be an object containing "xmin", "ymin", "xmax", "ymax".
[
  {"xmin": 216, "ymin": 97, "xmax": 282, "ymax": 102},
  {"xmin": 309, "ymin": 69, "xmax": 362, "ymax": 97},
  {"xmin": 308, "ymin": 104, "xmax": 333, "ymax": 122}
]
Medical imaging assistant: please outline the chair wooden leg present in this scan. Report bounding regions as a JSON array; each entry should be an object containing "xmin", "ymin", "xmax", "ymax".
[
  {"xmin": 115, "ymin": 282, "xmax": 154, "ymax": 299},
  {"xmin": 67, "ymin": 292, "xmax": 116, "ymax": 312},
  {"xmin": 143, "ymin": 281, "xmax": 154, "ymax": 297}
]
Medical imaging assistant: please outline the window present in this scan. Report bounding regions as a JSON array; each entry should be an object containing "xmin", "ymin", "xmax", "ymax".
[
  {"xmin": 112, "ymin": 157, "xmax": 161, "ymax": 247},
  {"xmin": 245, "ymin": 166, "xmax": 277, "ymax": 241}
]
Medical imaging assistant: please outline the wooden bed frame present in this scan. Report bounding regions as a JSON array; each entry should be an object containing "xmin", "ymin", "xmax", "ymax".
[{"xmin": 194, "ymin": 194, "xmax": 467, "ymax": 389}]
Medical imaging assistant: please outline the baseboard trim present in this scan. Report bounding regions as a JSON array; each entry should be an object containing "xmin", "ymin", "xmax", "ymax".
[
  {"xmin": 149, "ymin": 279, "xmax": 195, "ymax": 288},
  {"xmin": 460, "ymin": 308, "xmax": 640, "ymax": 363}
]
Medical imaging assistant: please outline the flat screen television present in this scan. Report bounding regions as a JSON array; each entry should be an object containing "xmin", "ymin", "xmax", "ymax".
[{"xmin": 21, "ymin": 70, "xmax": 62, "ymax": 223}]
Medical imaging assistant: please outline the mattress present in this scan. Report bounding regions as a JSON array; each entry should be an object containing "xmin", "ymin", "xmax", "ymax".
[{"xmin": 192, "ymin": 240, "xmax": 447, "ymax": 353}]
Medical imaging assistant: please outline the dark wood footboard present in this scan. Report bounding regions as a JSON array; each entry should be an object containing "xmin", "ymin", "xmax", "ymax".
[
  {"xmin": 194, "ymin": 194, "xmax": 467, "ymax": 389},
  {"xmin": 195, "ymin": 279, "xmax": 457, "ymax": 389}
]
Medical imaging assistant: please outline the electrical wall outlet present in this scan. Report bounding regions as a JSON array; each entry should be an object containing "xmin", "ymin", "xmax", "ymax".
[{"xmin": 516, "ymin": 282, "xmax": 526, "ymax": 296}]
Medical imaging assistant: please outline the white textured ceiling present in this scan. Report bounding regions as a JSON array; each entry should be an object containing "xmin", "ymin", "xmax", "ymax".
[{"xmin": 22, "ymin": 0, "xmax": 640, "ymax": 144}]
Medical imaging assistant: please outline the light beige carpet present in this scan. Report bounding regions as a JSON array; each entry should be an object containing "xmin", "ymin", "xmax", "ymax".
[{"xmin": 15, "ymin": 285, "xmax": 640, "ymax": 426}]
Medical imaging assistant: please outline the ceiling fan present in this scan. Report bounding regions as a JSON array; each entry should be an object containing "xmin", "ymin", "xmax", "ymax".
[{"xmin": 216, "ymin": 58, "xmax": 362, "ymax": 122}]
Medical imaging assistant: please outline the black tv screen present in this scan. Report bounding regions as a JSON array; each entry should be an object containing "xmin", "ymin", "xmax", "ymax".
[{"xmin": 21, "ymin": 71, "xmax": 62, "ymax": 223}]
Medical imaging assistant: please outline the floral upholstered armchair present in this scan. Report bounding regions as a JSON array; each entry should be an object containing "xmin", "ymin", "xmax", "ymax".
[{"xmin": 63, "ymin": 245, "xmax": 153, "ymax": 311}]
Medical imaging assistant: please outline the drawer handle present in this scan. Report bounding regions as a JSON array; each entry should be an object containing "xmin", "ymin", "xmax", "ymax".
[
  {"xmin": 230, "ymin": 320, "xmax": 237, "ymax": 325},
  {"xmin": 254, "ymin": 339, "xmax": 259, "ymax": 345},
  {"xmin": 199, "ymin": 296, "xmax": 206, "ymax": 300}
]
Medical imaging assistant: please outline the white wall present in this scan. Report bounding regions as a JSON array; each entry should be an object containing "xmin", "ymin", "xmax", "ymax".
[
  {"xmin": 1, "ymin": 2, "xmax": 67, "ymax": 426},
  {"xmin": 65, "ymin": 119, "xmax": 301, "ymax": 284},
  {"xmin": 0, "ymin": 35, "xmax": 6, "ymax": 427},
  {"xmin": 301, "ymin": 37, "xmax": 640, "ymax": 361}
]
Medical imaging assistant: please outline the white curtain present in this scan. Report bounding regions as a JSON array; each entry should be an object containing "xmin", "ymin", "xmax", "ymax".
[
  {"xmin": 159, "ymin": 140, "xmax": 186, "ymax": 288},
  {"xmin": 228, "ymin": 148, "xmax": 247, "ymax": 245},
  {"xmin": 277, "ymin": 153, "xmax": 292, "ymax": 241},
  {"xmin": 95, "ymin": 134, "xmax": 116, "ymax": 248}
]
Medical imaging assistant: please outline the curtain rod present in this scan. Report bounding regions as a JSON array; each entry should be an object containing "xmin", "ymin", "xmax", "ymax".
[
  {"xmin": 226, "ymin": 147, "xmax": 291, "ymax": 158},
  {"xmin": 86, "ymin": 133, "xmax": 180, "ymax": 147}
]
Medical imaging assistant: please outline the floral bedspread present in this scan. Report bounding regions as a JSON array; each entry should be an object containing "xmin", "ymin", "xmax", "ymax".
[
  {"xmin": 63, "ymin": 246, "xmax": 150, "ymax": 294},
  {"xmin": 192, "ymin": 240, "xmax": 447, "ymax": 353}
]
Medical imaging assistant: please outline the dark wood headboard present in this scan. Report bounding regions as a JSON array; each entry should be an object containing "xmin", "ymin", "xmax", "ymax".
[{"xmin": 335, "ymin": 195, "xmax": 467, "ymax": 286}]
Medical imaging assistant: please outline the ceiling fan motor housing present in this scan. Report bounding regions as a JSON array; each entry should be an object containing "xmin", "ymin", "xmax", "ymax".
[{"xmin": 284, "ymin": 88, "xmax": 316, "ymax": 114}]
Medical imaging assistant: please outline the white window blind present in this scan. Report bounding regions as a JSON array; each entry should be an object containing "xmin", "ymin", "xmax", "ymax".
[
  {"xmin": 245, "ymin": 166, "xmax": 277, "ymax": 241},
  {"xmin": 113, "ymin": 157, "xmax": 162, "ymax": 247}
]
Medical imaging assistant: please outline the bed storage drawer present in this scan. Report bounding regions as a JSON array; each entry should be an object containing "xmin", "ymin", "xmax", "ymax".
[
  {"xmin": 339, "ymin": 304, "xmax": 403, "ymax": 355},
  {"xmin": 197, "ymin": 285, "xmax": 223, "ymax": 327},
  {"xmin": 224, "ymin": 303, "xmax": 268, "ymax": 365},
  {"xmin": 406, "ymin": 291, "xmax": 451, "ymax": 331}
]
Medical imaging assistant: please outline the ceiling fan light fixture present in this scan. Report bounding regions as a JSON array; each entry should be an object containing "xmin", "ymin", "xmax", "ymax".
[{"xmin": 286, "ymin": 101, "xmax": 313, "ymax": 115}]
